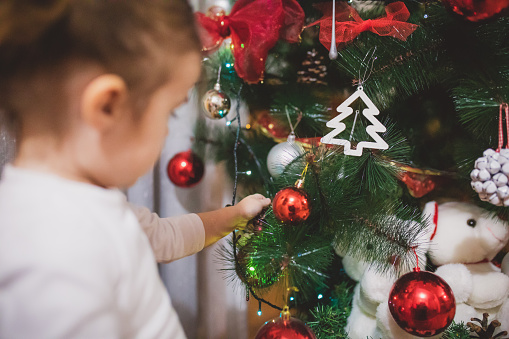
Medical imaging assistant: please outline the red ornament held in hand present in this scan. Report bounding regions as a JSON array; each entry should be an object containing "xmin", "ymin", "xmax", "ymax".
[
  {"xmin": 388, "ymin": 269, "xmax": 456, "ymax": 337},
  {"xmin": 272, "ymin": 186, "xmax": 311, "ymax": 225},
  {"xmin": 167, "ymin": 150, "xmax": 204, "ymax": 188}
]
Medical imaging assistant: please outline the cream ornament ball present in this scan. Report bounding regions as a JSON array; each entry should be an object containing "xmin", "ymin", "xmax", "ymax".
[
  {"xmin": 470, "ymin": 148, "xmax": 509, "ymax": 206},
  {"xmin": 266, "ymin": 133, "xmax": 305, "ymax": 178}
]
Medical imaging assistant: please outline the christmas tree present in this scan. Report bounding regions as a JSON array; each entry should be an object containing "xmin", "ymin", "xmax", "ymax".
[{"xmin": 189, "ymin": 0, "xmax": 509, "ymax": 337}]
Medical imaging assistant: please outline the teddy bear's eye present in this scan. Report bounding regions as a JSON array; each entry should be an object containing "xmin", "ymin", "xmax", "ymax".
[{"xmin": 467, "ymin": 219, "xmax": 477, "ymax": 227}]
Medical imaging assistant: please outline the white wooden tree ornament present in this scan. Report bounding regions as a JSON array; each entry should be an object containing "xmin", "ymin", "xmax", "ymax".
[{"xmin": 321, "ymin": 86, "xmax": 388, "ymax": 156}]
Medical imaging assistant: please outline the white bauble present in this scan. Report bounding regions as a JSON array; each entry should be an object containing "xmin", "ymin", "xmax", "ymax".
[{"xmin": 266, "ymin": 133, "xmax": 305, "ymax": 178}]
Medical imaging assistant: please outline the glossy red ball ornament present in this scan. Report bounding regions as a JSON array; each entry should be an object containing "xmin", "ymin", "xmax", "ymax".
[
  {"xmin": 255, "ymin": 317, "xmax": 316, "ymax": 339},
  {"xmin": 388, "ymin": 270, "xmax": 456, "ymax": 337},
  {"xmin": 442, "ymin": 0, "xmax": 509, "ymax": 22},
  {"xmin": 166, "ymin": 150, "xmax": 204, "ymax": 188},
  {"xmin": 272, "ymin": 187, "xmax": 311, "ymax": 225}
]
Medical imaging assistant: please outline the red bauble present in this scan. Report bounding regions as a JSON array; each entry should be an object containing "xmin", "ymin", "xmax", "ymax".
[
  {"xmin": 272, "ymin": 187, "xmax": 311, "ymax": 225},
  {"xmin": 400, "ymin": 172, "xmax": 436, "ymax": 198},
  {"xmin": 166, "ymin": 150, "xmax": 204, "ymax": 188},
  {"xmin": 388, "ymin": 270, "xmax": 456, "ymax": 337},
  {"xmin": 255, "ymin": 317, "xmax": 316, "ymax": 339},
  {"xmin": 442, "ymin": 0, "xmax": 509, "ymax": 21},
  {"xmin": 257, "ymin": 110, "xmax": 291, "ymax": 140}
]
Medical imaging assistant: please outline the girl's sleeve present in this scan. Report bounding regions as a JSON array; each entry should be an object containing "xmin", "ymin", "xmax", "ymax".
[{"xmin": 128, "ymin": 204, "xmax": 205, "ymax": 263}]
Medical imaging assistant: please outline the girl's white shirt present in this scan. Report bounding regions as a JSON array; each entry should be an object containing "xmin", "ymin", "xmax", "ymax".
[{"xmin": 0, "ymin": 165, "xmax": 205, "ymax": 339}]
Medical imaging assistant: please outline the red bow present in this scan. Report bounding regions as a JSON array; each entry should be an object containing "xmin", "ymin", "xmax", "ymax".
[
  {"xmin": 308, "ymin": 2, "xmax": 418, "ymax": 51},
  {"xmin": 195, "ymin": 0, "xmax": 305, "ymax": 84}
]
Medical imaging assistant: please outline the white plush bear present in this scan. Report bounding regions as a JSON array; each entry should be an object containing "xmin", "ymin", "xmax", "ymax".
[{"xmin": 343, "ymin": 201, "xmax": 509, "ymax": 339}]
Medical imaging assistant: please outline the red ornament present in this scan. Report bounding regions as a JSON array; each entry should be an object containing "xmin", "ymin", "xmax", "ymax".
[
  {"xmin": 166, "ymin": 150, "xmax": 204, "ymax": 188},
  {"xmin": 400, "ymin": 172, "xmax": 436, "ymax": 198},
  {"xmin": 195, "ymin": 0, "xmax": 304, "ymax": 83},
  {"xmin": 442, "ymin": 0, "xmax": 509, "ymax": 22},
  {"xmin": 256, "ymin": 110, "xmax": 291, "ymax": 140},
  {"xmin": 255, "ymin": 317, "xmax": 316, "ymax": 339},
  {"xmin": 272, "ymin": 187, "xmax": 311, "ymax": 225},
  {"xmin": 388, "ymin": 270, "xmax": 456, "ymax": 337}
]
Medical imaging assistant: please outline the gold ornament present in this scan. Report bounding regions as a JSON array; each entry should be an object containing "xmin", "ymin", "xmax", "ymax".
[{"xmin": 202, "ymin": 83, "xmax": 230, "ymax": 119}]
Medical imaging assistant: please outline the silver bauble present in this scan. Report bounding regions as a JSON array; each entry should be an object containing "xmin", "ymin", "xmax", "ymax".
[
  {"xmin": 266, "ymin": 133, "xmax": 305, "ymax": 178},
  {"xmin": 202, "ymin": 83, "xmax": 231, "ymax": 119}
]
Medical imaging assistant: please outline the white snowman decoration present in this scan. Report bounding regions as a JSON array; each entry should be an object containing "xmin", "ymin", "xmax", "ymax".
[{"xmin": 342, "ymin": 201, "xmax": 509, "ymax": 339}]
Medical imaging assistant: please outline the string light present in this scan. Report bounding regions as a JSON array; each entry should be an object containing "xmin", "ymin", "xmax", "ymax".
[
  {"xmin": 226, "ymin": 120, "xmax": 232, "ymax": 126},
  {"xmin": 257, "ymin": 301, "xmax": 262, "ymax": 316},
  {"xmin": 289, "ymin": 296, "xmax": 294, "ymax": 301},
  {"xmin": 317, "ymin": 294, "xmax": 323, "ymax": 299}
]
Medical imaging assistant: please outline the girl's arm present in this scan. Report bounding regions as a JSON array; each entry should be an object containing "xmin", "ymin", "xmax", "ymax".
[
  {"xmin": 198, "ymin": 194, "xmax": 271, "ymax": 247},
  {"xmin": 131, "ymin": 194, "xmax": 271, "ymax": 262}
]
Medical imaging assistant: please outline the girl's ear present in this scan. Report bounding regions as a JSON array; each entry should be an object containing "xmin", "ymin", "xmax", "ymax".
[{"xmin": 80, "ymin": 74, "xmax": 129, "ymax": 131}]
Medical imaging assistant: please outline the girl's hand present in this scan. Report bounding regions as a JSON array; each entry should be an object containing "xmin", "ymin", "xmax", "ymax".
[{"xmin": 235, "ymin": 194, "xmax": 271, "ymax": 227}]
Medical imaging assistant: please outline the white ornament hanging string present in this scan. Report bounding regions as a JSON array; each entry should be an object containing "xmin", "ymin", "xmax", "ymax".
[{"xmin": 358, "ymin": 47, "xmax": 377, "ymax": 87}]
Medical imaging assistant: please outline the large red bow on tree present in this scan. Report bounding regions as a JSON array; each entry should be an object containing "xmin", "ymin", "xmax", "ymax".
[
  {"xmin": 308, "ymin": 1, "xmax": 418, "ymax": 51},
  {"xmin": 195, "ymin": 0, "xmax": 305, "ymax": 84}
]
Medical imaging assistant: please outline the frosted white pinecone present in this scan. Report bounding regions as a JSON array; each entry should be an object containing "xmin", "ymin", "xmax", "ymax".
[{"xmin": 471, "ymin": 148, "xmax": 509, "ymax": 206}]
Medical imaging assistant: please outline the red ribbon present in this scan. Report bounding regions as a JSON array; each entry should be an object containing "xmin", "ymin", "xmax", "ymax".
[
  {"xmin": 497, "ymin": 103, "xmax": 509, "ymax": 152},
  {"xmin": 308, "ymin": 2, "xmax": 418, "ymax": 51},
  {"xmin": 195, "ymin": 0, "xmax": 305, "ymax": 84}
]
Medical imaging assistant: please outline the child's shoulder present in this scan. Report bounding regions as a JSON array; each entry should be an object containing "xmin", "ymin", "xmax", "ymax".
[{"xmin": 0, "ymin": 166, "xmax": 135, "ymax": 264}]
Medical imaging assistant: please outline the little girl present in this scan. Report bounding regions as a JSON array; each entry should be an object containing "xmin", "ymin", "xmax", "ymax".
[{"xmin": 0, "ymin": 1, "xmax": 270, "ymax": 338}]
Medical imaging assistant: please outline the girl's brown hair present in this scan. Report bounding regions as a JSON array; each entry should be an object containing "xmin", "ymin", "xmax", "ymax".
[{"xmin": 0, "ymin": 0, "xmax": 201, "ymax": 126}]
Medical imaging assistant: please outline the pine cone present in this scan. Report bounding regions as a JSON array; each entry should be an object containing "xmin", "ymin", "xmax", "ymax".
[
  {"xmin": 467, "ymin": 313, "xmax": 508, "ymax": 339},
  {"xmin": 297, "ymin": 49, "xmax": 327, "ymax": 86}
]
